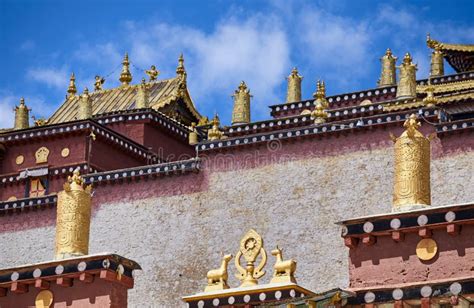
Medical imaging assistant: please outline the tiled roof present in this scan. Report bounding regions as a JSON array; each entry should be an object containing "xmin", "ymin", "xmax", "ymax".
[{"xmin": 48, "ymin": 77, "xmax": 200, "ymax": 124}]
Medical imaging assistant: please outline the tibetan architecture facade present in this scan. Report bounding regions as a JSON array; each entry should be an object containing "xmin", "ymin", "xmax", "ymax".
[{"xmin": 0, "ymin": 36, "xmax": 473, "ymax": 307}]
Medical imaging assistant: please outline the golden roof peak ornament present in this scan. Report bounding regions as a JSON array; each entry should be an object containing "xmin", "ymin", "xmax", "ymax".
[
  {"xmin": 311, "ymin": 80, "xmax": 329, "ymax": 123},
  {"xmin": 78, "ymin": 87, "xmax": 92, "ymax": 120},
  {"xmin": 136, "ymin": 78, "xmax": 149, "ymax": 109},
  {"xmin": 188, "ymin": 122, "xmax": 199, "ymax": 145},
  {"xmin": 207, "ymin": 114, "xmax": 225, "ymax": 141},
  {"xmin": 286, "ymin": 67, "xmax": 303, "ymax": 103},
  {"xmin": 234, "ymin": 229, "xmax": 267, "ymax": 287},
  {"xmin": 67, "ymin": 73, "xmax": 77, "ymax": 98},
  {"xmin": 378, "ymin": 48, "xmax": 397, "ymax": 87},
  {"xmin": 145, "ymin": 65, "xmax": 160, "ymax": 81},
  {"xmin": 392, "ymin": 114, "xmax": 431, "ymax": 211},
  {"xmin": 270, "ymin": 246, "xmax": 297, "ymax": 284},
  {"xmin": 14, "ymin": 97, "xmax": 30, "ymax": 130},
  {"xmin": 231, "ymin": 81, "xmax": 252, "ymax": 125},
  {"xmin": 396, "ymin": 52, "xmax": 417, "ymax": 99},
  {"xmin": 56, "ymin": 168, "xmax": 92, "ymax": 259},
  {"xmin": 94, "ymin": 75, "xmax": 105, "ymax": 91},
  {"xmin": 176, "ymin": 53, "xmax": 186, "ymax": 78},
  {"xmin": 119, "ymin": 53, "xmax": 132, "ymax": 86},
  {"xmin": 430, "ymin": 44, "xmax": 444, "ymax": 77},
  {"xmin": 423, "ymin": 79, "xmax": 437, "ymax": 108}
]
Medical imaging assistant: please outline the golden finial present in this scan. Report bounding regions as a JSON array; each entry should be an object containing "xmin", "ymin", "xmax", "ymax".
[
  {"xmin": 392, "ymin": 114, "xmax": 431, "ymax": 211},
  {"xmin": 423, "ymin": 79, "xmax": 437, "ymax": 108},
  {"xmin": 136, "ymin": 78, "xmax": 149, "ymax": 109},
  {"xmin": 207, "ymin": 114, "xmax": 225, "ymax": 141},
  {"xmin": 286, "ymin": 67, "xmax": 303, "ymax": 103},
  {"xmin": 67, "ymin": 73, "xmax": 77, "ymax": 98},
  {"xmin": 378, "ymin": 48, "xmax": 397, "ymax": 87},
  {"xmin": 119, "ymin": 53, "xmax": 132, "ymax": 86},
  {"xmin": 234, "ymin": 229, "xmax": 267, "ymax": 287},
  {"xmin": 176, "ymin": 53, "xmax": 186, "ymax": 78},
  {"xmin": 231, "ymin": 81, "xmax": 252, "ymax": 125},
  {"xmin": 270, "ymin": 246, "xmax": 297, "ymax": 284},
  {"xmin": 94, "ymin": 75, "xmax": 105, "ymax": 91},
  {"xmin": 14, "ymin": 97, "xmax": 30, "ymax": 130},
  {"xmin": 78, "ymin": 87, "xmax": 92, "ymax": 120},
  {"xmin": 205, "ymin": 254, "xmax": 233, "ymax": 291},
  {"xmin": 396, "ymin": 53, "xmax": 417, "ymax": 99},
  {"xmin": 55, "ymin": 168, "xmax": 92, "ymax": 259},
  {"xmin": 146, "ymin": 65, "xmax": 160, "ymax": 81},
  {"xmin": 33, "ymin": 116, "xmax": 48, "ymax": 127},
  {"xmin": 189, "ymin": 122, "xmax": 199, "ymax": 145},
  {"xmin": 430, "ymin": 49, "xmax": 444, "ymax": 78}
]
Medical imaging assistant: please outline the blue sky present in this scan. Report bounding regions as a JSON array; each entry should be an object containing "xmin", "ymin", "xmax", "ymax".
[{"xmin": 1, "ymin": 0, "xmax": 473, "ymax": 128}]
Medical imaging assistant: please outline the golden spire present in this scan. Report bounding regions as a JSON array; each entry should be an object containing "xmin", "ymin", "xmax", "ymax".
[
  {"xmin": 378, "ymin": 48, "xmax": 397, "ymax": 87},
  {"xmin": 207, "ymin": 114, "xmax": 225, "ymax": 141},
  {"xmin": 145, "ymin": 65, "xmax": 160, "ymax": 81},
  {"xmin": 286, "ymin": 67, "xmax": 303, "ymax": 103},
  {"xmin": 188, "ymin": 122, "xmax": 199, "ymax": 145},
  {"xmin": 311, "ymin": 80, "xmax": 329, "ymax": 125},
  {"xmin": 176, "ymin": 53, "xmax": 186, "ymax": 79},
  {"xmin": 396, "ymin": 53, "xmax": 417, "ymax": 99},
  {"xmin": 14, "ymin": 97, "xmax": 30, "ymax": 130},
  {"xmin": 55, "ymin": 169, "xmax": 92, "ymax": 259},
  {"xmin": 78, "ymin": 87, "xmax": 92, "ymax": 120},
  {"xmin": 119, "ymin": 53, "xmax": 132, "ymax": 86},
  {"xmin": 423, "ymin": 79, "xmax": 437, "ymax": 108},
  {"xmin": 94, "ymin": 75, "xmax": 105, "ymax": 91},
  {"xmin": 232, "ymin": 81, "xmax": 252, "ymax": 125},
  {"xmin": 67, "ymin": 73, "xmax": 77, "ymax": 98},
  {"xmin": 136, "ymin": 78, "xmax": 149, "ymax": 109},
  {"xmin": 392, "ymin": 114, "xmax": 431, "ymax": 211},
  {"xmin": 430, "ymin": 47, "xmax": 444, "ymax": 77}
]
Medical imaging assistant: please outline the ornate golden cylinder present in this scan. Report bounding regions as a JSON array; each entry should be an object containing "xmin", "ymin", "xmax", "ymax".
[
  {"xmin": 78, "ymin": 89, "xmax": 92, "ymax": 120},
  {"xmin": 430, "ymin": 49, "xmax": 444, "ymax": 77},
  {"xmin": 286, "ymin": 68, "xmax": 302, "ymax": 103},
  {"xmin": 14, "ymin": 98, "xmax": 29, "ymax": 130},
  {"xmin": 378, "ymin": 48, "xmax": 397, "ymax": 87},
  {"xmin": 55, "ymin": 170, "xmax": 92, "ymax": 259},
  {"xmin": 396, "ymin": 53, "xmax": 417, "ymax": 99},
  {"xmin": 393, "ymin": 115, "xmax": 431, "ymax": 209},
  {"xmin": 232, "ymin": 81, "xmax": 251, "ymax": 125}
]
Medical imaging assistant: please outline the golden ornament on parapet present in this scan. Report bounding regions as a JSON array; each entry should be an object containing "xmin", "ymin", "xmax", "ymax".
[
  {"xmin": 61, "ymin": 147, "xmax": 70, "ymax": 158},
  {"xmin": 35, "ymin": 290, "xmax": 53, "ymax": 308},
  {"xmin": 15, "ymin": 154, "xmax": 24, "ymax": 165},
  {"xmin": 234, "ymin": 229, "xmax": 267, "ymax": 287},
  {"xmin": 35, "ymin": 146, "xmax": 50, "ymax": 164},
  {"xmin": 416, "ymin": 238, "xmax": 438, "ymax": 261}
]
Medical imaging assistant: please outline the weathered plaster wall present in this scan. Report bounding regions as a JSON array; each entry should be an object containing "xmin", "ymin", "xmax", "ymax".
[{"xmin": 0, "ymin": 131, "xmax": 472, "ymax": 307}]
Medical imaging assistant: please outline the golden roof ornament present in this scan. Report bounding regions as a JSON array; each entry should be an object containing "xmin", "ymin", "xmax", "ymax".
[
  {"xmin": 378, "ymin": 48, "xmax": 397, "ymax": 87},
  {"xmin": 430, "ymin": 47, "xmax": 444, "ymax": 77},
  {"xmin": 136, "ymin": 78, "xmax": 149, "ymax": 109},
  {"xmin": 234, "ymin": 229, "xmax": 267, "ymax": 287},
  {"xmin": 94, "ymin": 75, "xmax": 105, "ymax": 91},
  {"xmin": 78, "ymin": 87, "xmax": 92, "ymax": 120},
  {"xmin": 423, "ymin": 79, "xmax": 437, "ymax": 108},
  {"xmin": 145, "ymin": 65, "xmax": 160, "ymax": 81},
  {"xmin": 33, "ymin": 116, "xmax": 49, "ymax": 127},
  {"xmin": 55, "ymin": 169, "xmax": 92, "ymax": 259},
  {"xmin": 14, "ymin": 97, "xmax": 30, "ymax": 130},
  {"xmin": 391, "ymin": 114, "xmax": 431, "ymax": 211},
  {"xmin": 311, "ymin": 80, "xmax": 329, "ymax": 124},
  {"xmin": 176, "ymin": 53, "xmax": 186, "ymax": 79},
  {"xmin": 396, "ymin": 53, "xmax": 417, "ymax": 99},
  {"xmin": 67, "ymin": 72, "xmax": 77, "ymax": 98},
  {"xmin": 205, "ymin": 253, "xmax": 233, "ymax": 292},
  {"xmin": 207, "ymin": 114, "xmax": 225, "ymax": 141},
  {"xmin": 270, "ymin": 246, "xmax": 297, "ymax": 284},
  {"xmin": 119, "ymin": 53, "xmax": 132, "ymax": 86},
  {"xmin": 188, "ymin": 122, "xmax": 199, "ymax": 145},
  {"xmin": 286, "ymin": 67, "xmax": 303, "ymax": 103},
  {"xmin": 231, "ymin": 81, "xmax": 252, "ymax": 125}
]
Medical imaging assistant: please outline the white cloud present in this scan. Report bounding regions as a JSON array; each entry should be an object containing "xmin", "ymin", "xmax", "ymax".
[{"xmin": 26, "ymin": 66, "xmax": 69, "ymax": 90}]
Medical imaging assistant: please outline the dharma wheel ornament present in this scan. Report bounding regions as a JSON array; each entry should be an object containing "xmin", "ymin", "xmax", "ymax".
[
  {"xmin": 391, "ymin": 114, "xmax": 431, "ymax": 211},
  {"xmin": 234, "ymin": 229, "xmax": 267, "ymax": 287},
  {"xmin": 55, "ymin": 169, "xmax": 92, "ymax": 259}
]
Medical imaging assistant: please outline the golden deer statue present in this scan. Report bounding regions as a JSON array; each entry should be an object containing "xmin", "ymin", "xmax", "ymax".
[
  {"xmin": 270, "ymin": 246, "xmax": 297, "ymax": 284},
  {"xmin": 205, "ymin": 254, "xmax": 233, "ymax": 292}
]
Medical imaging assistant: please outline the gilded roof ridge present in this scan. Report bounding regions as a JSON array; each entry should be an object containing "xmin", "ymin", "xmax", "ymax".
[{"xmin": 427, "ymin": 35, "xmax": 474, "ymax": 52}]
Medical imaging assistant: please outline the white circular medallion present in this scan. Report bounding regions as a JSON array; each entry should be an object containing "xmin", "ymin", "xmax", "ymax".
[
  {"xmin": 390, "ymin": 218, "xmax": 401, "ymax": 229},
  {"xmin": 259, "ymin": 293, "xmax": 266, "ymax": 301},
  {"xmin": 417, "ymin": 215, "xmax": 428, "ymax": 226},
  {"xmin": 77, "ymin": 261, "xmax": 87, "ymax": 271},
  {"xmin": 290, "ymin": 289, "xmax": 296, "ymax": 297},
  {"xmin": 212, "ymin": 298, "xmax": 220, "ymax": 306},
  {"xmin": 243, "ymin": 294, "xmax": 251, "ymax": 303},
  {"xmin": 197, "ymin": 300, "xmax": 205, "ymax": 308},
  {"xmin": 11, "ymin": 272, "xmax": 19, "ymax": 281},
  {"xmin": 420, "ymin": 285, "xmax": 432, "ymax": 297},
  {"xmin": 392, "ymin": 288, "xmax": 403, "ymax": 300},
  {"xmin": 364, "ymin": 291, "xmax": 375, "ymax": 303},
  {"xmin": 33, "ymin": 268, "xmax": 42, "ymax": 278},
  {"xmin": 445, "ymin": 211, "xmax": 456, "ymax": 222},
  {"xmin": 275, "ymin": 291, "xmax": 282, "ymax": 300},
  {"xmin": 450, "ymin": 282, "xmax": 462, "ymax": 295},
  {"xmin": 55, "ymin": 265, "xmax": 64, "ymax": 275},
  {"xmin": 228, "ymin": 296, "xmax": 235, "ymax": 304},
  {"xmin": 363, "ymin": 222, "xmax": 374, "ymax": 233}
]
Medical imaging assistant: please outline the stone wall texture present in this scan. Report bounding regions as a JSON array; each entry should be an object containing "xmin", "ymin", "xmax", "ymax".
[{"xmin": 0, "ymin": 131, "xmax": 473, "ymax": 307}]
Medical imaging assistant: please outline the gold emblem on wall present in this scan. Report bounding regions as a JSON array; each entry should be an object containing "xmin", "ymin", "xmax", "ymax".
[
  {"xmin": 35, "ymin": 289, "xmax": 54, "ymax": 308},
  {"xmin": 416, "ymin": 238, "xmax": 438, "ymax": 261},
  {"xmin": 7, "ymin": 196, "xmax": 17, "ymax": 201},
  {"xmin": 235, "ymin": 229, "xmax": 267, "ymax": 287},
  {"xmin": 15, "ymin": 155, "xmax": 24, "ymax": 165},
  {"xmin": 61, "ymin": 147, "xmax": 70, "ymax": 158},
  {"xmin": 35, "ymin": 147, "xmax": 50, "ymax": 164}
]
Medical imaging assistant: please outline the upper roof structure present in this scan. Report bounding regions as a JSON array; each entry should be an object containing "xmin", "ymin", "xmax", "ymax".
[{"xmin": 427, "ymin": 34, "xmax": 474, "ymax": 73}]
